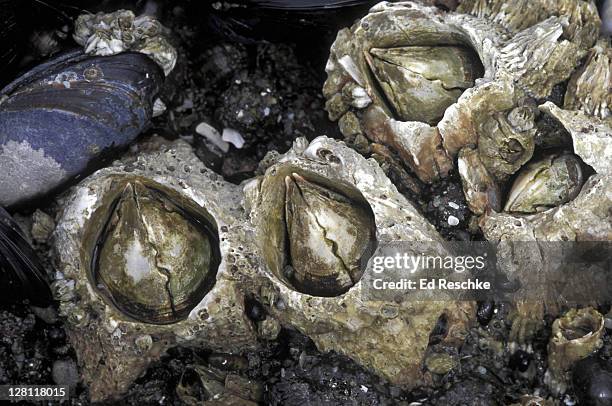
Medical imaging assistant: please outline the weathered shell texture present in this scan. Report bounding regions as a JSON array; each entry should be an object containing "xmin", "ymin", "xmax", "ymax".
[
  {"xmin": 53, "ymin": 141, "xmax": 257, "ymax": 401},
  {"xmin": 564, "ymin": 38, "xmax": 612, "ymax": 120},
  {"xmin": 323, "ymin": 0, "xmax": 599, "ymax": 204},
  {"xmin": 0, "ymin": 49, "xmax": 163, "ymax": 207},
  {"xmin": 244, "ymin": 136, "xmax": 474, "ymax": 388}
]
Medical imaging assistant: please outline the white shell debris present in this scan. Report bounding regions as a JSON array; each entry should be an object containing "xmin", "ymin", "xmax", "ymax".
[
  {"xmin": 195, "ymin": 122, "xmax": 229, "ymax": 153},
  {"xmin": 447, "ymin": 215, "xmax": 460, "ymax": 226},
  {"xmin": 222, "ymin": 128, "xmax": 246, "ymax": 149},
  {"xmin": 152, "ymin": 98, "xmax": 166, "ymax": 117}
]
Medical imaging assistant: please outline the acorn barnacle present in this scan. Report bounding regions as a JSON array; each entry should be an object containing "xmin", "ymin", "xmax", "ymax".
[{"xmin": 88, "ymin": 178, "xmax": 220, "ymax": 324}]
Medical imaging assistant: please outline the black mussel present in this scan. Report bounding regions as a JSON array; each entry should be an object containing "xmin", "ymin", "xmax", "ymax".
[
  {"xmin": 0, "ymin": 49, "xmax": 163, "ymax": 207},
  {"xmin": 0, "ymin": 206, "xmax": 53, "ymax": 306},
  {"xmin": 572, "ymin": 355, "xmax": 612, "ymax": 405}
]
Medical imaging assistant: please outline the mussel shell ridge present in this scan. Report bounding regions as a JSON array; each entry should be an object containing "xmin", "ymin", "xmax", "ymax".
[{"xmin": 85, "ymin": 177, "xmax": 221, "ymax": 324}]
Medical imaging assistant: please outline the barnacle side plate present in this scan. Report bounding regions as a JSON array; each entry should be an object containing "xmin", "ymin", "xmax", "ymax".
[{"xmin": 52, "ymin": 141, "xmax": 258, "ymax": 401}]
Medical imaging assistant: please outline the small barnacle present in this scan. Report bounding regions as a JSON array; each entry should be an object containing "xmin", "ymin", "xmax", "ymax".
[
  {"xmin": 73, "ymin": 10, "xmax": 177, "ymax": 75},
  {"xmin": 504, "ymin": 152, "xmax": 584, "ymax": 213},
  {"xmin": 546, "ymin": 308, "xmax": 605, "ymax": 394}
]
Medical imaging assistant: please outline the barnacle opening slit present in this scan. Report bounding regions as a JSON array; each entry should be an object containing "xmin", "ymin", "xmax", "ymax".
[
  {"xmin": 87, "ymin": 177, "xmax": 220, "ymax": 325},
  {"xmin": 364, "ymin": 45, "xmax": 484, "ymax": 126},
  {"xmin": 260, "ymin": 168, "xmax": 377, "ymax": 297}
]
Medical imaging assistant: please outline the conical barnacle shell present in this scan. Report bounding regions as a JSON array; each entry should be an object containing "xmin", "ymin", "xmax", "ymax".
[
  {"xmin": 283, "ymin": 173, "xmax": 375, "ymax": 297},
  {"xmin": 503, "ymin": 152, "xmax": 584, "ymax": 214},
  {"xmin": 475, "ymin": 104, "xmax": 537, "ymax": 181},
  {"xmin": 244, "ymin": 136, "xmax": 474, "ymax": 389},
  {"xmin": 564, "ymin": 39, "xmax": 612, "ymax": 120},
  {"xmin": 92, "ymin": 180, "xmax": 219, "ymax": 325},
  {"xmin": 457, "ymin": 0, "xmax": 601, "ymax": 49},
  {"xmin": 546, "ymin": 308, "xmax": 605, "ymax": 395},
  {"xmin": 52, "ymin": 141, "xmax": 257, "ymax": 401},
  {"xmin": 324, "ymin": 1, "xmax": 587, "ymax": 185}
]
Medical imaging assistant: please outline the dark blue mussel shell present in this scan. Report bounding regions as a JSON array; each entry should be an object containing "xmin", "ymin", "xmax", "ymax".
[{"xmin": 0, "ymin": 49, "xmax": 164, "ymax": 207}]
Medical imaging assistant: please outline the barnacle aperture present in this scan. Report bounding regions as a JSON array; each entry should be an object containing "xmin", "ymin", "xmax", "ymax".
[
  {"xmin": 365, "ymin": 46, "xmax": 483, "ymax": 125},
  {"xmin": 282, "ymin": 173, "xmax": 376, "ymax": 297},
  {"xmin": 91, "ymin": 180, "xmax": 220, "ymax": 324},
  {"xmin": 504, "ymin": 152, "xmax": 585, "ymax": 213}
]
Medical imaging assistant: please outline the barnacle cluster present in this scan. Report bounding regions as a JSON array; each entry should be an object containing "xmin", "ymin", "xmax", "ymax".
[
  {"xmin": 73, "ymin": 10, "xmax": 177, "ymax": 75},
  {"xmin": 47, "ymin": 0, "xmax": 611, "ymax": 401}
]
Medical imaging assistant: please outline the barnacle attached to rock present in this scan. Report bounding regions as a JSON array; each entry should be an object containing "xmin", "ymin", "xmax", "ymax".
[
  {"xmin": 324, "ymin": 1, "xmax": 597, "ymax": 187},
  {"xmin": 481, "ymin": 101, "xmax": 611, "ymax": 342},
  {"xmin": 244, "ymin": 136, "xmax": 474, "ymax": 388},
  {"xmin": 73, "ymin": 10, "xmax": 177, "ymax": 75},
  {"xmin": 504, "ymin": 152, "xmax": 585, "ymax": 214},
  {"xmin": 545, "ymin": 307, "xmax": 605, "ymax": 394},
  {"xmin": 52, "ymin": 141, "xmax": 258, "ymax": 401}
]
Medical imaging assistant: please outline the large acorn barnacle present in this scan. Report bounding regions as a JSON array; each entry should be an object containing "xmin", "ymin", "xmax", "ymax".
[
  {"xmin": 283, "ymin": 173, "xmax": 376, "ymax": 297},
  {"xmin": 90, "ymin": 178, "xmax": 220, "ymax": 324},
  {"xmin": 366, "ymin": 45, "xmax": 483, "ymax": 126},
  {"xmin": 53, "ymin": 142, "xmax": 258, "ymax": 401},
  {"xmin": 245, "ymin": 137, "xmax": 474, "ymax": 388}
]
